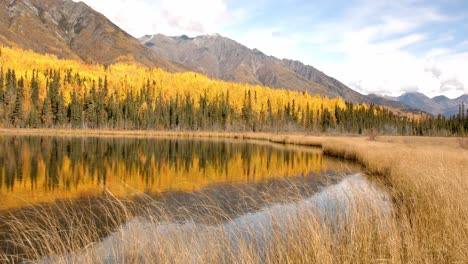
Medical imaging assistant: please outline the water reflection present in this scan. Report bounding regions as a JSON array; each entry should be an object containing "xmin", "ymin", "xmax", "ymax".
[
  {"xmin": 0, "ymin": 136, "xmax": 360, "ymax": 210},
  {"xmin": 36, "ymin": 174, "xmax": 390, "ymax": 264}
]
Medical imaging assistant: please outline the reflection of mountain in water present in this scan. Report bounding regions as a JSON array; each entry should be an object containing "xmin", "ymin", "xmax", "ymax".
[{"xmin": 0, "ymin": 136, "xmax": 360, "ymax": 209}]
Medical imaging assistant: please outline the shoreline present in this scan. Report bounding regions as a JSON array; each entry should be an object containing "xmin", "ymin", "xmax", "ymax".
[{"xmin": 0, "ymin": 127, "xmax": 461, "ymax": 146}]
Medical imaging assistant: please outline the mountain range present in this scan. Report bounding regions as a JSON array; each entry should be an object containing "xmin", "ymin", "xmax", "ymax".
[
  {"xmin": 380, "ymin": 92, "xmax": 467, "ymax": 117},
  {"xmin": 0, "ymin": 0, "xmax": 464, "ymax": 116}
]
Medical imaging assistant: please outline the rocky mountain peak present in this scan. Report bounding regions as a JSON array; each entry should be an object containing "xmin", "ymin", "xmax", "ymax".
[{"xmin": 0, "ymin": 0, "xmax": 181, "ymax": 70}]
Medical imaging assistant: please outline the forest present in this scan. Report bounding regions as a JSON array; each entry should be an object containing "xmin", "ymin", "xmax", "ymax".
[{"xmin": 0, "ymin": 46, "xmax": 466, "ymax": 135}]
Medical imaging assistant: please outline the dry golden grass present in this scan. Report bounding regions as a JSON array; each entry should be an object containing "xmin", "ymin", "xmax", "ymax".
[
  {"xmin": 320, "ymin": 137, "xmax": 468, "ymax": 262},
  {"xmin": 0, "ymin": 176, "xmax": 392, "ymax": 263},
  {"xmin": 0, "ymin": 129, "xmax": 467, "ymax": 263},
  {"xmin": 458, "ymin": 137, "xmax": 468, "ymax": 149}
]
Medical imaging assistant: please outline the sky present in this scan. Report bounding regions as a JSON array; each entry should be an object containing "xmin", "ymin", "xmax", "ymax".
[{"xmin": 75, "ymin": 0, "xmax": 468, "ymax": 99}]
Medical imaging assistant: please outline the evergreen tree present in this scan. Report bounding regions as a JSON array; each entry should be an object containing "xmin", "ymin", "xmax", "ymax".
[
  {"xmin": 123, "ymin": 91, "xmax": 138, "ymax": 129},
  {"xmin": 0, "ymin": 67, "xmax": 4, "ymax": 104},
  {"xmin": 96, "ymin": 79, "xmax": 108, "ymax": 128},
  {"xmin": 155, "ymin": 91, "xmax": 164, "ymax": 129},
  {"xmin": 31, "ymin": 70, "xmax": 40, "ymax": 107},
  {"xmin": 85, "ymin": 83, "xmax": 97, "ymax": 128},
  {"xmin": 108, "ymin": 92, "xmax": 121, "ymax": 128},
  {"xmin": 267, "ymin": 98, "xmax": 274, "ymax": 128},
  {"xmin": 321, "ymin": 108, "xmax": 332, "ymax": 132},
  {"xmin": 56, "ymin": 92, "xmax": 68, "ymax": 126},
  {"xmin": 27, "ymin": 106, "xmax": 40, "ymax": 128},
  {"xmin": 242, "ymin": 90, "xmax": 254, "ymax": 130},
  {"xmin": 4, "ymin": 69, "xmax": 17, "ymax": 119},
  {"xmin": 69, "ymin": 89, "xmax": 82, "ymax": 128},
  {"xmin": 41, "ymin": 95, "xmax": 53, "ymax": 128},
  {"xmin": 49, "ymin": 72, "xmax": 61, "ymax": 120},
  {"xmin": 10, "ymin": 77, "xmax": 24, "ymax": 127},
  {"xmin": 0, "ymin": 68, "xmax": 4, "ymax": 122}
]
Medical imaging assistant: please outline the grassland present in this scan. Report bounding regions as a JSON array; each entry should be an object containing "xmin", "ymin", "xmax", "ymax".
[{"xmin": 0, "ymin": 129, "xmax": 467, "ymax": 263}]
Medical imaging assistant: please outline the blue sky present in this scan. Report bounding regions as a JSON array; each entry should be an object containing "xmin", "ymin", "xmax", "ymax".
[{"xmin": 77, "ymin": 0, "xmax": 468, "ymax": 98}]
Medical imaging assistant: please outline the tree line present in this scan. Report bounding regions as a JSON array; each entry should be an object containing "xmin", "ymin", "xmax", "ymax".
[{"xmin": 0, "ymin": 67, "xmax": 466, "ymax": 135}]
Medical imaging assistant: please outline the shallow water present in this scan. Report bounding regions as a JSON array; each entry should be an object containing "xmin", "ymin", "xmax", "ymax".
[{"xmin": 38, "ymin": 174, "xmax": 390, "ymax": 263}]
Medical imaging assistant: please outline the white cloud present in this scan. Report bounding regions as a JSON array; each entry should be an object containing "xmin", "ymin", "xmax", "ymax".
[
  {"xmin": 297, "ymin": 2, "xmax": 466, "ymax": 99},
  {"xmin": 319, "ymin": 36, "xmax": 467, "ymax": 99},
  {"xmin": 75, "ymin": 0, "xmax": 229, "ymax": 37},
  {"xmin": 460, "ymin": 40, "xmax": 468, "ymax": 47},
  {"xmin": 432, "ymin": 52, "xmax": 468, "ymax": 95}
]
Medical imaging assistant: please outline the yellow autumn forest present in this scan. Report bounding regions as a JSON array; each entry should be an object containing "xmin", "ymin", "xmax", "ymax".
[
  {"xmin": 0, "ymin": 46, "xmax": 346, "ymax": 124},
  {"xmin": 0, "ymin": 46, "xmax": 457, "ymax": 134}
]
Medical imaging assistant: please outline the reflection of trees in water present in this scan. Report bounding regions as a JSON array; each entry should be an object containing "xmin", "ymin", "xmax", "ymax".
[
  {"xmin": 0, "ymin": 172, "xmax": 353, "ymax": 262},
  {"xmin": 0, "ymin": 136, "xmax": 354, "ymax": 209}
]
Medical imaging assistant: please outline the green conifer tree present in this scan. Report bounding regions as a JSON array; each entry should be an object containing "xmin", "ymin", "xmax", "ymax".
[
  {"xmin": 31, "ymin": 70, "xmax": 40, "ymax": 107},
  {"xmin": 41, "ymin": 95, "xmax": 53, "ymax": 128},
  {"xmin": 11, "ymin": 77, "xmax": 24, "ymax": 127},
  {"xmin": 0, "ymin": 67, "xmax": 4, "ymax": 104},
  {"xmin": 56, "ymin": 92, "xmax": 68, "ymax": 126},
  {"xmin": 27, "ymin": 106, "xmax": 40, "ymax": 128}
]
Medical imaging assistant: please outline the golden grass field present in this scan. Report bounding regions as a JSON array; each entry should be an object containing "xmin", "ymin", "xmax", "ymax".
[{"xmin": 0, "ymin": 129, "xmax": 467, "ymax": 263}]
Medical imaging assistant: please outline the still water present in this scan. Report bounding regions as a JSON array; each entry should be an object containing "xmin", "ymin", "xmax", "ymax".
[
  {"xmin": 0, "ymin": 136, "xmax": 360, "ymax": 210},
  {"xmin": 0, "ymin": 135, "xmax": 380, "ymax": 262}
]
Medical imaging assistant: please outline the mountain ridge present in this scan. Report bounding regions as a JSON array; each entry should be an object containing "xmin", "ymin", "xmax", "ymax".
[
  {"xmin": 0, "ymin": 0, "xmax": 182, "ymax": 71},
  {"xmin": 140, "ymin": 33, "xmax": 368, "ymax": 103},
  {"xmin": 374, "ymin": 92, "xmax": 467, "ymax": 117}
]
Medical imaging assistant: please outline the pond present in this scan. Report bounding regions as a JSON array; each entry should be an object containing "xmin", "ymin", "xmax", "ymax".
[
  {"xmin": 0, "ymin": 136, "xmax": 361, "ymax": 210},
  {"xmin": 0, "ymin": 135, "xmax": 389, "ymax": 262}
]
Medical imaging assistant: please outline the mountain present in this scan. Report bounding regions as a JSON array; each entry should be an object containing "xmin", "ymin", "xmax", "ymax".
[
  {"xmin": 442, "ymin": 94, "xmax": 467, "ymax": 116},
  {"xmin": 383, "ymin": 92, "xmax": 467, "ymax": 117},
  {"xmin": 280, "ymin": 59, "xmax": 365, "ymax": 102},
  {"xmin": 432, "ymin": 95, "xmax": 450, "ymax": 104},
  {"xmin": 0, "ymin": 0, "xmax": 181, "ymax": 71},
  {"xmin": 397, "ymin": 92, "xmax": 440, "ymax": 114},
  {"xmin": 454, "ymin": 94, "xmax": 468, "ymax": 104},
  {"xmin": 140, "ymin": 34, "xmax": 367, "ymax": 103},
  {"xmin": 366, "ymin": 94, "xmax": 419, "ymax": 112}
]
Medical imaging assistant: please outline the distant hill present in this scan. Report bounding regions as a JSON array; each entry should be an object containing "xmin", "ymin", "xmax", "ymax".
[
  {"xmin": 365, "ymin": 94, "xmax": 420, "ymax": 113},
  {"xmin": 140, "ymin": 33, "xmax": 367, "ymax": 103},
  {"xmin": 0, "ymin": 0, "xmax": 182, "ymax": 71},
  {"xmin": 397, "ymin": 93, "xmax": 441, "ymax": 114},
  {"xmin": 375, "ymin": 92, "xmax": 468, "ymax": 117}
]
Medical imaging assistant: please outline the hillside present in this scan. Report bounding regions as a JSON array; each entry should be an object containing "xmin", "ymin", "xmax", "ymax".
[
  {"xmin": 0, "ymin": 0, "xmax": 181, "ymax": 71},
  {"xmin": 140, "ymin": 34, "xmax": 366, "ymax": 103}
]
